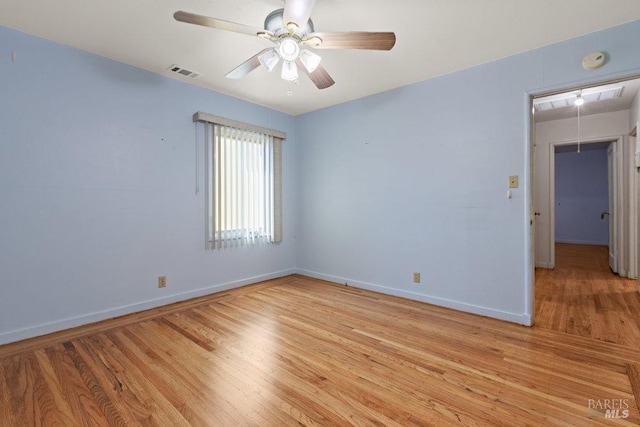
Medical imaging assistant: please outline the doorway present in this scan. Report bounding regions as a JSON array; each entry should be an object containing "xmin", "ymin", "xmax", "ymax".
[
  {"xmin": 548, "ymin": 138, "xmax": 620, "ymax": 272},
  {"xmin": 530, "ymin": 76, "xmax": 640, "ymax": 332}
]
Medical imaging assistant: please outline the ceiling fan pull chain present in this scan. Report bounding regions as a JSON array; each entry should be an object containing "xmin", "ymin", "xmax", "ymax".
[{"xmin": 577, "ymin": 103, "xmax": 581, "ymax": 154}]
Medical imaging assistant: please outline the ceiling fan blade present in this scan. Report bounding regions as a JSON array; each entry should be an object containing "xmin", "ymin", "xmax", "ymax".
[
  {"xmin": 309, "ymin": 31, "xmax": 396, "ymax": 50},
  {"xmin": 296, "ymin": 58, "xmax": 335, "ymax": 89},
  {"xmin": 283, "ymin": 0, "xmax": 317, "ymax": 29},
  {"xmin": 174, "ymin": 11, "xmax": 265, "ymax": 38},
  {"xmin": 226, "ymin": 48, "xmax": 272, "ymax": 79}
]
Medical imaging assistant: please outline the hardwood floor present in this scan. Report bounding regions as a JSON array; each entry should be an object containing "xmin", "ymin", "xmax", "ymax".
[
  {"xmin": 535, "ymin": 243, "xmax": 640, "ymax": 347},
  {"xmin": 1, "ymin": 272, "xmax": 639, "ymax": 425}
]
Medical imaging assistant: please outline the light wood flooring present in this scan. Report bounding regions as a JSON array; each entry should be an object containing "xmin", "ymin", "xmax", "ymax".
[
  {"xmin": 0, "ymin": 264, "xmax": 639, "ymax": 425},
  {"xmin": 535, "ymin": 243, "xmax": 640, "ymax": 347}
]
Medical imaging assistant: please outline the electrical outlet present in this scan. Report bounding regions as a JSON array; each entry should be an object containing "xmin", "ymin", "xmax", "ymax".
[
  {"xmin": 158, "ymin": 276, "xmax": 167, "ymax": 288},
  {"xmin": 413, "ymin": 272, "xmax": 421, "ymax": 283}
]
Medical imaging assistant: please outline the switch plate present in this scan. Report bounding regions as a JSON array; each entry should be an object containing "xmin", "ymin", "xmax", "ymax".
[
  {"xmin": 509, "ymin": 175, "xmax": 519, "ymax": 188},
  {"xmin": 158, "ymin": 276, "xmax": 167, "ymax": 288},
  {"xmin": 413, "ymin": 272, "xmax": 420, "ymax": 283}
]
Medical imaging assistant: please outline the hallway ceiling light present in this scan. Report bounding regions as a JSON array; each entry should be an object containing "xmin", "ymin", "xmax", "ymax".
[{"xmin": 534, "ymin": 85, "xmax": 624, "ymax": 111}]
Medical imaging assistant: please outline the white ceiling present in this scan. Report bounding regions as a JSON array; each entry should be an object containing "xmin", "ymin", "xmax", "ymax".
[{"xmin": 2, "ymin": 1, "xmax": 640, "ymax": 115}]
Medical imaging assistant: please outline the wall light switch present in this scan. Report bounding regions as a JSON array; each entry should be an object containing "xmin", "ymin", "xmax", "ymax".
[{"xmin": 509, "ymin": 175, "xmax": 519, "ymax": 188}]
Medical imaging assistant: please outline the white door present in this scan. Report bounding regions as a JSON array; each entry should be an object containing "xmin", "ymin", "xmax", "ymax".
[{"xmin": 608, "ymin": 143, "xmax": 617, "ymax": 273}]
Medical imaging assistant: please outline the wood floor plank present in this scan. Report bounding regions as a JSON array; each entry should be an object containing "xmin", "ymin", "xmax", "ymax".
[
  {"xmin": 127, "ymin": 321, "xmax": 250, "ymax": 426},
  {"xmin": 69, "ymin": 339, "xmax": 147, "ymax": 425},
  {"xmin": 0, "ymin": 357, "xmax": 25, "ymax": 426},
  {"xmin": 42, "ymin": 344, "xmax": 110, "ymax": 426},
  {"xmin": 61, "ymin": 341, "xmax": 127, "ymax": 426},
  {"xmin": 0, "ymin": 361, "xmax": 11, "ymax": 427},
  {"xmin": 134, "ymin": 319, "xmax": 288, "ymax": 426},
  {"xmin": 84, "ymin": 332, "xmax": 190, "ymax": 426},
  {"xmin": 32, "ymin": 349, "xmax": 79, "ymax": 425},
  {"xmin": 628, "ymin": 364, "xmax": 640, "ymax": 421},
  {"xmin": 113, "ymin": 327, "xmax": 240, "ymax": 426},
  {"xmin": 189, "ymin": 305, "xmax": 364, "ymax": 426}
]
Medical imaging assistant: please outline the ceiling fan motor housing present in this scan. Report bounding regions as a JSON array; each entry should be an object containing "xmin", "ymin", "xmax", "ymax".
[{"xmin": 264, "ymin": 8, "xmax": 314, "ymax": 37}]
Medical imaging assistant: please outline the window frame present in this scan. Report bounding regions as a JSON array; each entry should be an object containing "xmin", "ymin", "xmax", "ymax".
[{"xmin": 193, "ymin": 112, "xmax": 285, "ymax": 250}]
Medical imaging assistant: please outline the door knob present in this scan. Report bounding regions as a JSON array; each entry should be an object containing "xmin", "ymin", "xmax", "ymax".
[{"xmin": 600, "ymin": 211, "xmax": 609, "ymax": 219}]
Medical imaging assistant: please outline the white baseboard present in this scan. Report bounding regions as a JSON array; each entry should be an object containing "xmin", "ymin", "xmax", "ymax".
[
  {"xmin": 0, "ymin": 268, "xmax": 296, "ymax": 346},
  {"xmin": 296, "ymin": 269, "xmax": 532, "ymax": 326},
  {"xmin": 535, "ymin": 262, "xmax": 554, "ymax": 269}
]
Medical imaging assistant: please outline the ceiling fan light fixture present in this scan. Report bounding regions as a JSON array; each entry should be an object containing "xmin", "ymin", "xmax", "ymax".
[
  {"xmin": 259, "ymin": 48, "xmax": 280, "ymax": 72},
  {"xmin": 278, "ymin": 37, "xmax": 300, "ymax": 61},
  {"xmin": 281, "ymin": 60, "xmax": 298, "ymax": 81},
  {"xmin": 299, "ymin": 49, "xmax": 321, "ymax": 73}
]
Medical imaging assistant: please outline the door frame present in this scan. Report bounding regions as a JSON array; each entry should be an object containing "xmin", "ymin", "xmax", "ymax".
[
  {"xmin": 527, "ymin": 73, "xmax": 640, "ymax": 326},
  {"xmin": 629, "ymin": 123, "xmax": 638, "ymax": 279},
  {"xmin": 608, "ymin": 143, "xmax": 618, "ymax": 273},
  {"xmin": 547, "ymin": 137, "xmax": 623, "ymax": 269},
  {"xmin": 633, "ymin": 122, "xmax": 639, "ymax": 287}
]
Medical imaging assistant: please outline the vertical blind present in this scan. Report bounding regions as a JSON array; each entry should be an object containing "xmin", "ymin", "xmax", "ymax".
[{"xmin": 194, "ymin": 112, "xmax": 284, "ymax": 250}]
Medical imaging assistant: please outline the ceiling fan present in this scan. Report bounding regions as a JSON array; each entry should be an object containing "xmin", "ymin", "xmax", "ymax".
[{"xmin": 174, "ymin": 0, "xmax": 396, "ymax": 89}]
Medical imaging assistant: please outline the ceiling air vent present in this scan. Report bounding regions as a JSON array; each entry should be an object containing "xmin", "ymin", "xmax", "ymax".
[{"xmin": 168, "ymin": 64, "xmax": 201, "ymax": 79}]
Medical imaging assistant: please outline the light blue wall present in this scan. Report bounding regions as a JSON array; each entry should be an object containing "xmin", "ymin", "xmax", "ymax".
[
  {"xmin": 3, "ymin": 19, "xmax": 640, "ymax": 342},
  {"xmin": 0, "ymin": 26, "xmax": 297, "ymax": 344},
  {"xmin": 295, "ymin": 20, "xmax": 640, "ymax": 324},
  {"xmin": 555, "ymin": 145, "xmax": 609, "ymax": 245}
]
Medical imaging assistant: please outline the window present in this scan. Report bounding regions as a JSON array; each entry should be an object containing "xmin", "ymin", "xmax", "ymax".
[{"xmin": 194, "ymin": 113, "xmax": 284, "ymax": 250}]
